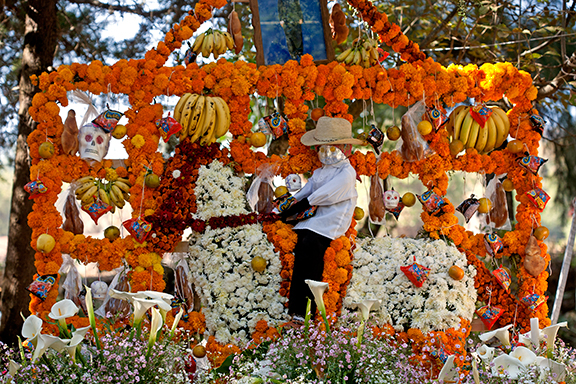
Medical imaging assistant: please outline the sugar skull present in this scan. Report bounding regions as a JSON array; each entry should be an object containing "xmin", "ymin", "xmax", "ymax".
[
  {"xmin": 285, "ymin": 174, "xmax": 302, "ymax": 192},
  {"xmin": 78, "ymin": 123, "xmax": 111, "ymax": 162},
  {"xmin": 90, "ymin": 280, "xmax": 109, "ymax": 300},
  {"xmin": 384, "ymin": 189, "xmax": 400, "ymax": 210}
]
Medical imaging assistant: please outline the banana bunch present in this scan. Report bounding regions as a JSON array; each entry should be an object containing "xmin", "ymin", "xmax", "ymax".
[
  {"xmin": 173, "ymin": 93, "xmax": 231, "ymax": 145},
  {"xmin": 74, "ymin": 176, "xmax": 132, "ymax": 212},
  {"xmin": 336, "ymin": 37, "xmax": 380, "ymax": 68},
  {"xmin": 191, "ymin": 29, "xmax": 234, "ymax": 59},
  {"xmin": 446, "ymin": 106, "xmax": 511, "ymax": 154}
]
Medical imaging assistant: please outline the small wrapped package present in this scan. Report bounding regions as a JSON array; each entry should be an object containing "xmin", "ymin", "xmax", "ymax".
[
  {"xmin": 456, "ymin": 195, "xmax": 480, "ymax": 223},
  {"xmin": 524, "ymin": 235, "xmax": 546, "ymax": 276},
  {"xmin": 518, "ymin": 155, "xmax": 547, "ymax": 175},
  {"xmin": 92, "ymin": 107, "xmax": 123, "ymax": 133},
  {"xmin": 367, "ymin": 124, "xmax": 385, "ymax": 154},
  {"xmin": 175, "ymin": 259, "xmax": 195, "ymax": 313},
  {"xmin": 400, "ymin": 257, "xmax": 431, "ymax": 288},
  {"xmin": 386, "ymin": 202, "xmax": 405, "ymax": 220},
  {"xmin": 417, "ymin": 190, "xmax": 447, "ymax": 215},
  {"xmin": 156, "ymin": 115, "xmax": 182, "ymax": 142},
  {"xmin": 485, "ymin": 233, "xmax": 504, "ymax": 257},
  {"xmin": 399, "ymin": 100, "xmax": 435, "ymax": 162},
  {"xmin": 484, "ymin": 177, "xmax": 510, "ymax": 229},
  {"xmin": 529, "ymin": 114, "xmax": 545, "ymax": 135},
  {"xmin": 426, "ymin": 105, "xmax": 448, "ymax": 132},
  {"xmin": 257, "ymin": 112, "xmax": 288, "ymax": 139},
  {"xmin": 519, "ymin": 292, "xmax": 547, "ymax": 312},
  {"xmin": 24, "ymin": 180, "xmax": 48, "ymax": 199},
  {"xmin": 27, "ymin": 274, "xmax": 57, "ymax": 301},
  {"xmin": 476, "ymin": 305, "xmax": 504, "ymax": 330},
  {"xmin": 123, "ymin": 218, "xmax": 152, "ymax": 243},
  {"xmin": 82, "ymin": 200, "xmax": 113, "ymax": 225},
  {"xmin": 525, "ymin": 188, "xmax": 550, "ymax": 211},
  {"xmin": 246, "ymin": 163, "xmax": 277, "ymax": 214},
  {"xmin": 63, "ymin": 186, "xmax": 84, "ymax": 235},
  {"xmin": 96, "ymin": 268, "xmax": 131, "ymax": 319},
  {"xmin": 369, "ymin": 175, "xmax": 386, "ymax": 224},
  {"xmin": 493, "ymin": 266, "xmax": 511, "ymax": 291},
  {"xmin": 470, "ymin": 104, "xmax": 493, "ymax": 128},
  {"xmin": 59, "ymin": 254, "xmax": 82, "ymax": 305},
  {"xmin": 431, "ymin": 346, "xmax": 449, "ymax": 364}
]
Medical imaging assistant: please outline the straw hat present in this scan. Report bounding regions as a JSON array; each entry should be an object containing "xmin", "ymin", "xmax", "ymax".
[{"xmin": 300, "ymin": 116, "xmax": 364, "ymax": 146}]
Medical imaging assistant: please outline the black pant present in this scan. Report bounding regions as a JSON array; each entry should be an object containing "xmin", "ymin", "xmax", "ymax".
[{"xmin": 288, "ymin": 229, "xmax": 332, "ymax": 318}]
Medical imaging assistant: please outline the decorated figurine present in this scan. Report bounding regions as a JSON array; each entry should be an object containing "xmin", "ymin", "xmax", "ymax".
[{"xmin": 276, "ymin": 117, "xmax": 362, "ymax": 325}]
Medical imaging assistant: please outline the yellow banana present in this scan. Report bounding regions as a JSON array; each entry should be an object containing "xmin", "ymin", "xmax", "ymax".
[
  {"xmin": 344, "ymin": 49, "xmax": 356, "ymax": 65},
  {"xmin": 81, "ymin": 185, "xmax": 98, "ymax": 205},
  {"xmin": 114, "ymin": 180, "xmax": 131, "ymax": 193},
  {"xmin": 200, "ymin": 97, "xmax": 217, "ymax": 146},
  {"xmin": 458, "ymin": 111, "xmax": 474, "ymax": 145},
  {"xmin": 447, "ymin": 105, "xmax": 465, "ymax": 136},
  {"xmin": 337, "ymin": 48, "xmax": 352, "ymax": 62},
  {"xmin": 482, "ymin": 116, "xmax": 498, "ymax": 154},
  {"xmin": 174, "ymin": 93, "xmax": 192, "ymax": 122},
  {"xmin": 204, "ymin": 33, "xmax": 214, "ymax": 57},
  {"xmin": 453, "ymin": 106, "xmax": 470, "ymax": 142},
  {"xmin": 76, "ymin": 176, "xmax": 95, "ymax": 185},
  {"xmin": 490, "ymin": 109, "xmax": 507, "ymax": 148},
  {"xmin": 122, "ymin": 191, "xmax": 130, "ymax": 201},
  {"xmin": 474, "ymin": 120, "xmax": 489, "ymax": 153},
  {"xmin": 222, "ymin": 31, "xmax": 234, "ymax": 50},
  {"xmin": 369, "ymin": 47, "xmax": 379, "ymax": 61},
  {"xmin": 98, "ymin": 187, "xmax": 110, "ymax": 206},
  {"xmin": 110, "ymin": 185, "xmax": 125, "ymax": 208},
  {"xmin": 360, "ymin": 47, "xmax": 368, "ymax": 62},
  {"xmin": 491, "ymin": 107, "xmax": 510, "ymax": 146},
  {"xmin": 187, "ymin": 95, "xmax": 206, "ymax": 141},
  {"xmin": 466, "ymin": 120, "xmax": 480, "ymax": 149},
  {"xmin": 213, "ymin": 97, "xmax": 230, "ymax": 139},
  {"xmin": 116, "ymin": 177, "xmax": 131, "ymax": 184},
  {"xmin": 75, "ymin": 181, "xmax": 96, "ymax": 196},
  {"xmin": 353, "ymin": 50, "xmax": 361, "ymax": 65},
  {"xmin": 179, "ymin": 94, "xmax": 200, "ymax": 139},
  {"xmin": 192, "ymin": 33, "xmax": 205, "ymax": 53}
]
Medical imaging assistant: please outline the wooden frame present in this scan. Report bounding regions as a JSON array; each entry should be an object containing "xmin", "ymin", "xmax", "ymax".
[{"xmin": 250, "ymin": 0, "xmax": 335, "ymax": 66}]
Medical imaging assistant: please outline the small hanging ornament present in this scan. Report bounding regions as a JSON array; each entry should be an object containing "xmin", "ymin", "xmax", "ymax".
[
  {"xmin": 367, "ymin": 124, "xmax": 385, "ymax": 154},
  {"xmin": 426, "ymin": 105, "xmax": 448, "ymax": 132},
  {"xmin": 493, "ymin": 266, "xmax": 511, "ymax": 291},
  {"xmin": 417, "ymin": 190, "xmax": 447, "ymax": 215},
  {"xmin": 257, "ymin": 112, "xmax": 288, "ymax": 139},
  {"xmin": 24, "ymin": 179, "xmax": 48, "ymax": 199},
  {"xmin": 529, "ymin": 114, "xmax": 545, "ymax": 135},
  {"xmin": 484, "ymin": 233, "xmax": 504, "ymax": 257},
  {"xmin": 476, "ymin": 304, "xmax": 504, "ymax": 330},
  {"xmin": 525, "ymin": 188, "xmax": 550, "ymax": 211},
  {"xmin": 470, "ymin": 104, "xmax": 493, "ymax": 128},
  {"xmin": 383, "ymin": 189, "xmax": 400, "ymax": 210},
  {"xmin": 431, "ymin": 345, "xmax": 450, "ymax": 363},
  {"xmin": 156, "ymin": 114, "xmax": 182, "ymax": 142},
  {"xmin": 82, "ymin": 200, "xmax": 113, "ymax": 225},
  {"xmin": 400, "ymin": 256, "xmax": 431, "ymax": 288},
  {"xmin": 517, "ymin": 155, "xmax": 547, "ymax": 175},
  {"xmin": 524, "ymin": 235, "xmax": 547, "ymax": 277},
  {"xmin": 519, "ymin": 291, "xmax": 547, "ymax": 312},
  {"xmin": 27, "ymin": 274, "xmax": 57, "ymax": 301},
  {"xmin": 184, "ymin": 45, "xmax": 197, "ymax": 66},
  {"xmin": 92, "ymin": 106, "xmax": 123, "ymax": 133},
  {"xmin": 123, "ymin": 217, "xmax": 152, "ymax": 244},
  {"xmin": 90, "ymin": 280, "xmax": 109, "ymax": 300},
  {"xmin": 456, "ymin": 195, "xmax": 480, "ymax": 223},
  {"xmin": 386, "ymin": 202, "xmax": 405, "ymax": 220}
]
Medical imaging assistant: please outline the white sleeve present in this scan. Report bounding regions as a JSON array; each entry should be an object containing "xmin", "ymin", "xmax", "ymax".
[
  {"xmin": 306, "ymin": 167, "xmax": 356, "ymax": 206},
  {"xmin": 293, "ymin": 176, "xmax": 314, "ymax": 201}
]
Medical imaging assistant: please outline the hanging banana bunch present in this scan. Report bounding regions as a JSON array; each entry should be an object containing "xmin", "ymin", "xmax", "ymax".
[
  {"xmin": 190, "ymin": 29, "xmax": 234, "ymax": 59},
  {"xmin": 336, "ymin": 37, "xmax": 381, "ymax": 68},
  {"xmin": 173, "ymin": 93, "xmax": 231, "ymax": 145}
]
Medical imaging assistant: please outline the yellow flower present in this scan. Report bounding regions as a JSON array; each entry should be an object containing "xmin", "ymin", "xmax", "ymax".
[
  {"xmin": 131, "ymin": 134, "xmax": 145, "ymax": 149},
  {"xmin": 105, "ymin": 168, "xmax": 118, "ymax": 182}
]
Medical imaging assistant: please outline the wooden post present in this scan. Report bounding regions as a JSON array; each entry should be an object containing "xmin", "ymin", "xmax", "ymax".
[{"xmin": 551, "ymin": 198, "xmax": 576, "ymax": 324}]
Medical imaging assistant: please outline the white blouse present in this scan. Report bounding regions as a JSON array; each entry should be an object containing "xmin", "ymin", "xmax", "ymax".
[{"xmin": 293, "ymin": 159, "xmax": 357, "ymax": 240}]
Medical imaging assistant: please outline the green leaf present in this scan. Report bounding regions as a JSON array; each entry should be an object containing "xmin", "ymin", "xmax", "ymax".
[{"xmin": 214, "ymin": 353, "xmax": 236, "ymax": 374}]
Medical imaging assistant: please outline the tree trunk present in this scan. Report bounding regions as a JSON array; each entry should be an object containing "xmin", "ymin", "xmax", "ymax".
[{"xmin": 0, "ymin": 0, "xmax": 58, "ymax": 346}]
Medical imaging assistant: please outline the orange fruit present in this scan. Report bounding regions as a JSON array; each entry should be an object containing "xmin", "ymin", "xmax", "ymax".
[
  {"xmin": 192, "ymin": 345, "xmax": 206, "ymax": 358},
  {"xmin": 145, "ymin": 173, "xmax": 160, "ymax": 188},
  {"xmin": 478, "ymin": 197, "xmax": 492, "ymax": 214},
  {"xmin": 39, "ymin": 142, "xmax": 55, "ymax": 159},
  {"xmin": 37, "ymin": 234, "xmax": 56, "ymax": 253},
  {"xmin": 251, "ymin": 256, "xmax": 267, "ymax": 273},
  {"xmin": 387, "ymin": 126, "xmax": 401, "ymax": 141},
  {"xmin": 104, "ymin": 226, "xmax": 120, "ymax": 241},
  {"xmin": 502, "ymin": 178, "xmax": 514, "ymax": 192},
  {"xmin": 507, "ymin": 140, "xmax": 524, "ymax": 154},
  {"xmin": 448, "ymin": 265, "xmax": 464, "ymax": 280},
  {"xmin": 112, "ymin": 124, "xmax": 127, "ymax": 139},
  {"xmin": 353, "ymin": 207, "xmax": 365, "ymax": 220},
  {"xmin": 310, "ymin": 108, "xmax": 325, "ymax": 121},
  {"xmin": 402, "ymin": 192, "xmax": 416, "ymax": 207},
  {"xmin": 417, "ymin": 120, "xmax": 433, "ymax": 136},
  {"xmin": 250, "ymin": 132, "xmax": 267, "ymax": 148},
  {"xmin": 449, "ymin": 139, "xmax": 464, "ymax": 156},
  {"xmin": 534, "ymin": 226, "xmax": 549, "ymax": 240},
  {"xmin": 274, "ymin": 186, "xmax": 289, "ymax": 198}
]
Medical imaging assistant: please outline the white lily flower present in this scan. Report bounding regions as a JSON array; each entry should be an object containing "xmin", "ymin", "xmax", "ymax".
[
  {"xmin": 542, "ymin": 322, "xmax": 568, "ymax": 352},
  {"xmin": 476, "ymin": 344, "xmax": 495, "ymax": 363},
  {"xmin": 492, "ymin": 354, "xmax": 526, "ymax": 380},
  {"xmin": 66, "ymin": 326, "xmax": 90, "ymax": 361},
  {"xmin": 535, "ymin": 357, "xmax": 567, "ymax": 382},
  {"xmin": 479, "ymin": 324, "xmax": 513, "ymax": 347},
  {"xmin": 305, "ymin": 280, "xmax": 329, "ymax": 315},
  {"xmin": 357, "ymin": 299, "xmax": 381, "ymax": 321},
  {"xmin": 108, "ymin": 288, "xmax": 140, "ymax": 302},
  {"xmin": 170, "ymin": 307, "xmax": 184, "ymax": 337},
  {"xmin": 32, "ymin": 334, "xmax": 61, "ymax": 361},
  {"xmin": 136, "ymin": 290, "xmax": 174, "ymax": 305},
  {"xmin": 438, "ymin": 355, "xmax": 459, "ymax": 383},
  {"xmin": 133, "ymin": 297, "xmax": 170, "ymax": 325},
  {"xmin": 518, "ymin": 332, "xmax": 533, "ymax": 349},
  {"xmin": 509, "ymin": 346, "xmax": 537, "ymax": 365},
  {"xmin": 147, "ymin": 307, "xmax": 163, "ymax": 357},
  {"xmin": 22, "ymin": 314, "xmax": 42, "ymax": 347},
  {"xmin": 6, "ymin": 359, "xmax": 21, "ymax": 384},
  {"xmin": 470, "ymin": 352, "xmax": 480, "ymax": 384},
  {"xmin": 48, "ymin": 299, "xmax": 78, "ymax": 320}
]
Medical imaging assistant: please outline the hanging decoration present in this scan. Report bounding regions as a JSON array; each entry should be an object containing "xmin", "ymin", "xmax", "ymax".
[
  {"xmin": 525, "ymin": 188, "xmax": 550, "ymax": 211},
  {"xmin": 517, "ymin": 155, "xmax": 547, "ymax": 175},
  {"xmin": 456, "ymin": 195, "xmax": 480, "ymax": 223},
  {"xmin": 400, "ymin": 256, "xmax": 431, "ymax": 288}
]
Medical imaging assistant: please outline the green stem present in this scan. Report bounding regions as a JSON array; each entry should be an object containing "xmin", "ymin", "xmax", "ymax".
[
  {"xmin": 75, "ymin": 345, "xmax": 87, "ymax": 366},
  {"xmin": 356, "ymin": 320, "xmax": 365, "ymax": 348},
  {"xmin": 41, "ymin": 354, "xmax": 56, "ymax": 373}
]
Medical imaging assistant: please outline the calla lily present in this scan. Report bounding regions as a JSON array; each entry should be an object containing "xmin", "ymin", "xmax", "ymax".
[
  {"xmin": 517, "ymin": 332, "xmax": 533, "ymax": 349},
  {"xmin": 21, "ymin": 314, "xmax": 42, "ymax": 347},
  {"xmin": 170, "ymin": 307, "xmax": 184, "ymax": 338},
  {"xmin": 492, "ymin": 354, "xmax": 526, "ymax": 380},
  {"xmin": 476, "ymin": 344, "xmax": 495, "ymax": 363},
  {"xmin": 136, "ymin": 290, "xmax": 174, "ymax": 305},
  {"xmin": 133, "ymin": 297, "xmax": 171, "ymax": 322},
  {"xmin": 357, "ymin": 299, "xmax": 381, "ymax": 321},
  {"xmin": 509, "ymin": 346, "xmax": 537, "ymax": 365},
  {"xmin": 470, "ymin": 353, "xmax": 480, "ymax": 384},
  {"xmin": 66, "ymin": 326, "xmax": 90, "ymax": 362},
  {"xmin": 85, "ymin": 285, "xmax": 102, "ymax": 353},
  {"xmin": 304, "ymin": 280, "xmax": 329, "ymax": 316},
  {"xmin": 146, "ymin": 307, "xmax": 163, "ymax": 357},
  {"xmin": 535, "ymin": 357, "xmax": 567, "ymax": 382},
  {"xmin": 32, "ymin": 334, "xmax": 61, "ymax": 362},
  {"xmin": 437, "ymin": 355, "xmax": 459, "ymax": 383},
  {"xmin": 109, "ymin": 288, "xmax": 140, "ymax": 302},
  {"xmin": 48, "ymin": 299, "xmax": 78, "ymax": 337},
  {"xmin": 7, "ymin": 359, "xmax": 21, "ymax": 384},
  {"xmin": 541, "ymin": 321, "xmax": 568, "ymax": 352},
  {"xmin": 479, "ymin": 324, "xmax": 513, "ymax": 347}
]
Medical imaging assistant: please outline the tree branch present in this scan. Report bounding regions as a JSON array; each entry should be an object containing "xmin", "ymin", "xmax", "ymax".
[
  {"xmin": 537, "ymin": 51, "xmax": 576, "ymax": 100},
  {"xmin": 67, "ymin": 0, "xmax": 172, "ymax": 19},
  {"xmin": 419, "ymin": 6, "xmax": 459, "ymax": 50}
]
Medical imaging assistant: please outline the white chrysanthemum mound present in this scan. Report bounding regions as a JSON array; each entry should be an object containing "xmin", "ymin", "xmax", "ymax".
[
  {"xmin": 344, "ymin": 237, "xmax": 477, "ymax": 333},
  {"xmin": 189, "ymin": 224, "xmax": 288, "ymax": 345},
  {"xmin": 194, "ymin": 159, "xmax": 249, "ymax": 220}
]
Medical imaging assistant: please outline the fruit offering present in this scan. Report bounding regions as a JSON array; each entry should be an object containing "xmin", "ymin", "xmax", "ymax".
[
  {"xmin": 336, "ymin": 37, "xmax": 381, "ymax": 68},
  {"xmin": 190, "ymin": 29, "xmax": 234, "ymax": 59},
  {"xmin": 74, "ymin": 175, "xmax": 132, "ymax": 213},
  {"xmin": 37, "ymin": 234, "xmax": 56, "ymax": 253},
  {"xmin": 174, "ymin": 93, "xmax": 231, "ymax": 145},
  {"xmin": 446, "ymin": 105, "xmax": 510, "ymax": 154}
]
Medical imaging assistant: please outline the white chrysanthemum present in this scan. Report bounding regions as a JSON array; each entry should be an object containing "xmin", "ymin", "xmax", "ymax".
[{"xmin": 344, "ymin": 237, "xmax": 477, "ymax": 333}]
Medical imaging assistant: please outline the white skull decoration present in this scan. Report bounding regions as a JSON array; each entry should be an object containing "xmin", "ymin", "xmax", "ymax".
[
  {"xmin": 78, "ymin": 123, "xmax": 110, "ymax": 162},
  {"xmin": 384, "ymin": 189, "xmax": 400, "ymax": 210},
  {"xmin": 285, "ymin": 174, "xmax": 302, "ymax": 192},
  {"xmin": 90, "ymin": 280, "xmax": 109, "ymax": 300}
]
